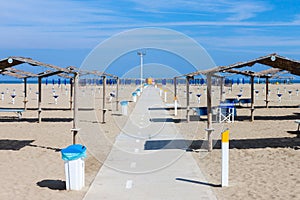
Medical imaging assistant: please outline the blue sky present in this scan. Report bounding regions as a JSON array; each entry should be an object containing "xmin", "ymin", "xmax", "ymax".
[{"xmin": 1, "ymin": 0, "xmax": 300, "ymax": 78}]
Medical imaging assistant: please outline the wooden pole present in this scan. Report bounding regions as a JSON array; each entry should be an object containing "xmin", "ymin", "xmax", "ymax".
[
  {"xmin": 69, "ymin": 78, "xmax": 73, "ymax": 110},
  {"xmin": 174, "ymin": 77, "xmax": 177, "ymax": 99},
  {"xmin": 250, "ymin": 76, "xmax": 255, "ymax": 121},
  {"xmin": 220, "ymin": 77, "xmax": 224, "ymax": 103},
  {"xmin": 102, "ymin": 76, "xmax": 106, "ymax": 123},
  {"xmin": 186, "ymin": 76, "xmax": 190, "ymax": 123},
  {"xmin": 116, "ymin": 77, "xmax": 119, "ymax": 111},
  {"xmin": 72, "ymin": 73, "xmax": 79, "ymax": 144},
  {"xmin": 23, "ymin": 78, "xmax": 28, "ymax": 110},
  {"xmin": 265, "ymin": 77, "xmax": 269, "ymax": 108},
  {"xmin": 206, "ymin": 73, "xmax": 213, "ymax": 152},
  {"xmin": 38, "ymin": 77, "xmax": 42, "ymax": 123}
]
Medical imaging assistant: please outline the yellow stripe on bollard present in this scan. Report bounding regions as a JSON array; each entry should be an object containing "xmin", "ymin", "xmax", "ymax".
[{"xmin": 222, "ymin": 129, "xmax": 229, "ymax": 143}]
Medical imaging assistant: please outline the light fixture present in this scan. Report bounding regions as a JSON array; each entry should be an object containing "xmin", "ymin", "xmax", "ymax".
[
  {"xmin": 271, "ymin": 55, "xmax": 276, "ymax": 61},
  {"xmin": 8, "ymin": 58, "xmax": 13, "ymax": 64}
]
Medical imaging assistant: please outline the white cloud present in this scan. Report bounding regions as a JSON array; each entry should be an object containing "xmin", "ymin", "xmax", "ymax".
[{"xmin": 129, "ymin": 0, "xmax": 270, "ymax": 21}]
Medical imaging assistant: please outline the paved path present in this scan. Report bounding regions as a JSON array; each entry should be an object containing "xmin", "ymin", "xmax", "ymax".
[{"xmin": 83, "ymin": 86, "xmax": 217, "ymax": 200}]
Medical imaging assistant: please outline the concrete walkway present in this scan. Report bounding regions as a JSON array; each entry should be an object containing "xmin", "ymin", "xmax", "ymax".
[{"xmin": 83, "ymin": 86, "xmax": 217, "ymax": 200}]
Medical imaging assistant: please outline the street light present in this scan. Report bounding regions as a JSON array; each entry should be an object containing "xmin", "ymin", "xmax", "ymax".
[{"xmin": 137, "ymin": 51, "xmax": 146, "ymax": 92}]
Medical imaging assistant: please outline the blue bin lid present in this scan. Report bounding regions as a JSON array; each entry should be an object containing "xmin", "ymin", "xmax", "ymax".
[
  {"xmin": 136, "ymin": 89, "xmax": 141, "ymax": 92},
  {"xmin": 132, "ymin": 92, "xmax": 137, "ymax": 96},
  {"xmin": 61, "ymin": 144, "xmax": 87, "ymax": 161},
  {"xmin": 120, "ymin": 101, "xmax": 128, "ymax": 106}
]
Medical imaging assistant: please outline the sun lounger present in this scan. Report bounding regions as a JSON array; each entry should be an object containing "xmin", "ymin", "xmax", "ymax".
[{"xmin": 0, "ymin": 108, "xmax": 25, "ymax": 119}]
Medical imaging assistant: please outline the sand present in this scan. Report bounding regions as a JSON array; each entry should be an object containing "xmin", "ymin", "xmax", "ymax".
[{"xmin": 0, "ymin": 82, "xmax": 299, "ymax": 200}]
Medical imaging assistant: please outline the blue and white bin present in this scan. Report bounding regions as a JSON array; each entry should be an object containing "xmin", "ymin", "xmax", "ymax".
[
  {"xmin": 120, "ymin": 101, "xmax": 128, "ymax": 116},
  {"xmin": 61, "ymin": 144, "xmax": 86, "ymax": 190},
  {"xmin": 132, "ymin": 92, "xmax": 137, "ymax": 102},
  {"xmin": 136, "ymin": 89, "xmax": 141, "ymax": 96}
]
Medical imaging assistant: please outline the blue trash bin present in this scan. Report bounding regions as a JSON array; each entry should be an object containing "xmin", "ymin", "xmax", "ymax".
[{"xmin": 61, "ymin": 144, "xmax": 86, "ymax": 190}]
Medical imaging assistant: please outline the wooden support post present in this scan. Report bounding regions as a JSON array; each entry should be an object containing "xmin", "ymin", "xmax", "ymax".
[
  {"xmin": 72, "ymin": 73, "xmax": 79, "ymax": 144},
  {"xmin": 186, "ymin": 76, "xmax": 190, "ymax": 123},
  {"xmin": 102, "ymin": 76, "xmax": 106, "ymax": 123},
  {"xmin": 220, "ymin": 77, "xmax": 224, "ymax": 103},
  {"xmin": 206, "ymin": 73, "xmax": 214, "ymax": 152},
  {"xmin": 174, "ymin": 77, "xmax": 177, "ymax": 116},
  {"xmin": 250, "ymin": 76, "xmax": 255, "ymax": 121},
  {"xmin": 69, "ymin": 78, "xmax": 73, "ymax": 110},
  {"xmin": 38, "ymin": 77, "xmax": 42, "ymax": 123},
  {"xmin": 23, "ymin": 78, "xmax": 28, "ymax": 110},
  {"xmin": 265, "ymin": 77, "xmax": 269, "ymax": 108},
  {"xmin": 174, "ymin": 77, "xmax": 177, "ymax": 98},
  {"xmin": 116, "ymin": 77, "xmax": 119, "ymax": 111}
]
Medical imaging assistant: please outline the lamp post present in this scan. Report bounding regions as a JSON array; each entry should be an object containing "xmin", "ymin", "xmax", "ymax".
[{"xmin": 137, "ymin": 51, "xmax": 146, "ymax": 92}]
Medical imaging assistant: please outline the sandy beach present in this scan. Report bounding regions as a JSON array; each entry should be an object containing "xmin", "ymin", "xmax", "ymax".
[{"xmin": 0, "ymin": 82, "xmax": 299, "ymax": 199}]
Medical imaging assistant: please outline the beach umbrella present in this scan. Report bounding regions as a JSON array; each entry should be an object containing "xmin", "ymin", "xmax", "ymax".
[
  {"xmin": 45, "ymin": 79, "xmax": 48, "ymax": 85},
  {"xmin": 58, "ymin": 78, "xmax": 61, "ymax": 86},
  {"xmin": 242, "ymin": 78, "xmax": 245, "ymax": 84},
  {"xmin": 64, "ymin": 79, "xmax": 67, "ymax": 86},
  {"xmin": 200, "ymin": 78, "xmax": 205, "ymax": 85},
  {"xmin": 52, "ymin": 79, "xmax": 55, "ymax": 85}
]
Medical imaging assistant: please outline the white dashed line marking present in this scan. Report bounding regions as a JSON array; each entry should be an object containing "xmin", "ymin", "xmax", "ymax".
[
  {"xmin": 130, "ymin": 162, "xmax": 136, "ymax": 168},
  {"xmin": 134, "ymin": 148, "xmax": 139, "ymax": 153},
  {"xmin": 126, "ymin": 180, "xmax": 133, "ymax": 189}
]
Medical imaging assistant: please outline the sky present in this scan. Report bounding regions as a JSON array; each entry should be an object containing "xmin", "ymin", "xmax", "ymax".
[{"xmin": 1, "ymin": 0, "xmax": 300, "ymax": 79}]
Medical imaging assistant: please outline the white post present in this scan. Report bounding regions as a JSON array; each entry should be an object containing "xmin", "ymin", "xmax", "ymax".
[
  {"xmin": 159, "ymin": 89, "xmax": 162, "ymax": 97},
  {"xmin": 222, "ymin": 129, "xmax": 229, "ymax": 187},
  {"xmin": 164, "ymin": 90, "xmax": 167, "ymax": 102}
]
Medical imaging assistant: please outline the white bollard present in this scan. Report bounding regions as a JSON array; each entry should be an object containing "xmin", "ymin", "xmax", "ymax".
[
  {"xmin": 222, "ymin": 129, "xmax": 229, "ymax": 187},
  {"xmin": 164, "ymin": 91, "xmax": 167, "ymax": 102},
  {"xmin": 174, "ymin": 98, "xmax": 178, "ymax": 116},
  {"xmin": 159, "ymin": 89, "xmax": 162, "ymax": 97},
  {"xmin": 1, "ymin": 92, "xmax": 4, "ymax": 100},
  {"xmin": 136, "ymin": 89, "xmax": 141, "ymax": 96}
]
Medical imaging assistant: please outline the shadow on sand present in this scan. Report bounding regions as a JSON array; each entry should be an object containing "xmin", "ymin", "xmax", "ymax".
[
  {"xmin": 36, "ymin": 180, "xmax": 66, "ymax": 190},
  {"xmin": 144, "ymin": 137, "xmax": 300, "ymax": 151}
]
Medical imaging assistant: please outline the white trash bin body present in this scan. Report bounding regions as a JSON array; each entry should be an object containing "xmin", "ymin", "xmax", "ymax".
[
  {"xmin": 132, "ymin": 92, "xmax": 137, "ymax": 102},
  {"xmin": 136, "ymin": 89, "xmax": 141, "ymax": 96},
  {"xmin": 61, "ymin": 144, "xmax": 87, "ymax": 191},
  {"xmin": 64, "ymin": 158, "xmax": 85, "ymax": 190},
  {"xmin": 120, "ymin": 101, "xmax": 128, "ymax": 116}
]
